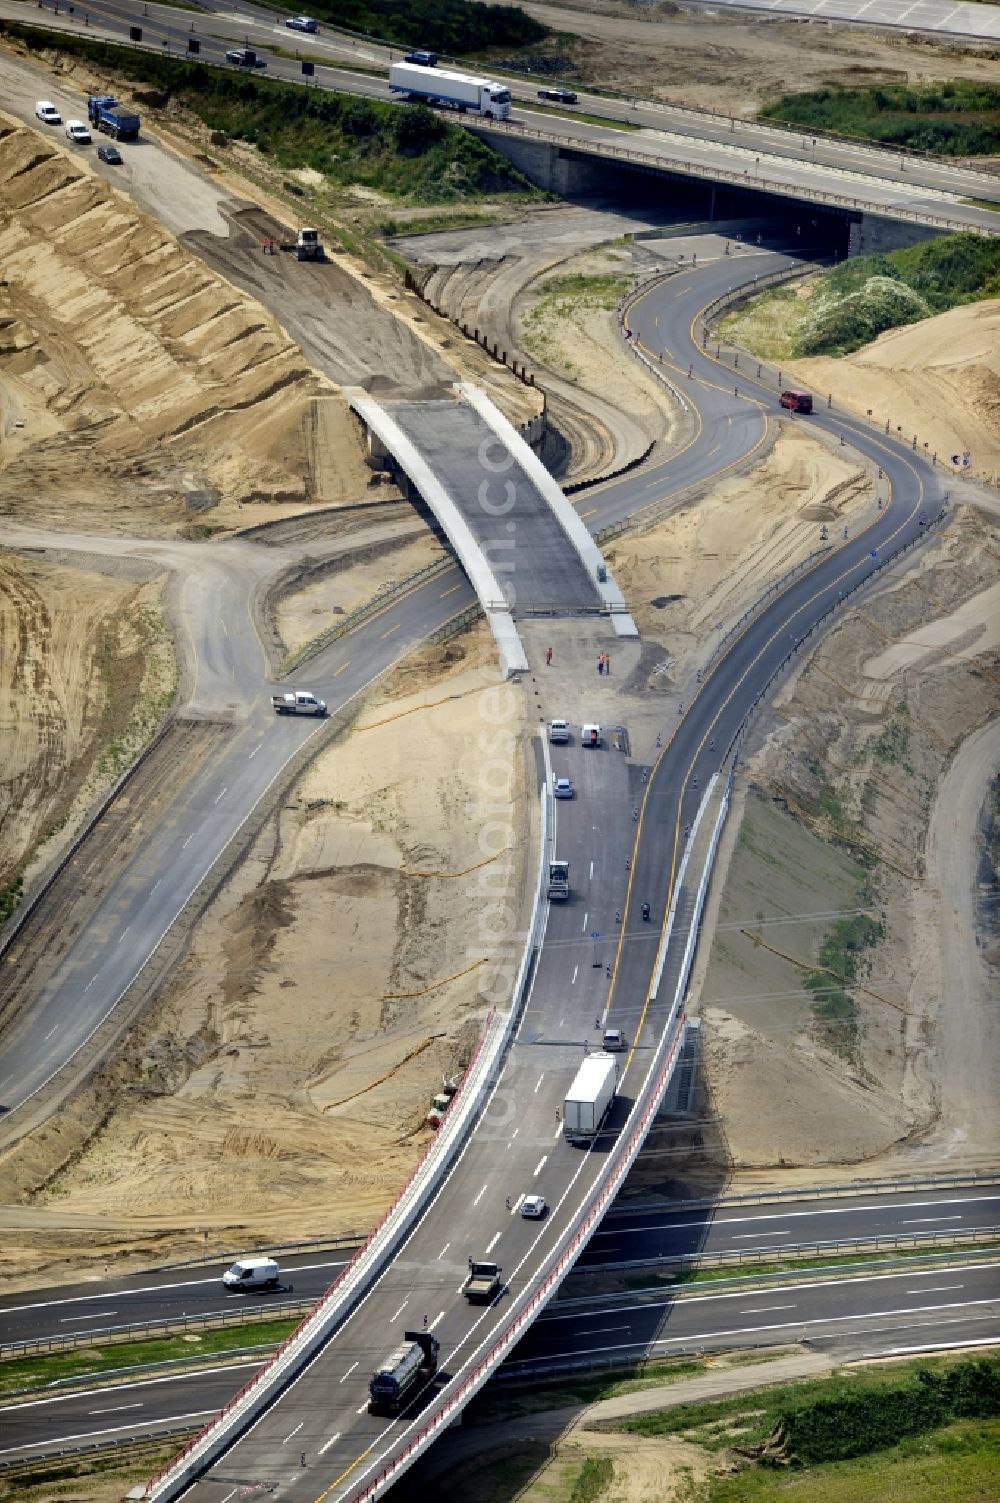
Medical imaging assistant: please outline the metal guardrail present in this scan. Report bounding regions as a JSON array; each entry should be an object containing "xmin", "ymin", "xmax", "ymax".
[
  {"xmin": 586, "ymin": 1224, "xmax": 1000, "ymax": 1277},
  {"xmin": 2, "ymin": 1342, "xmax": 278, "ymax": 1400},
  {"xmin": 0, "ymin": 1299, "xmax": 314, "ymax": 1363},
  {"xmin": 281, "ymin": 557, "xmax": 454, "ymax": 674},
  {"xmin": 0, "ymin": 1426, "xmax": 197, "ymax": 1478},
  {"xmin": 152, "ymin": 1232, "xmax": 362, "ymax": 1275},
  {"xmin": 616, "ymin": 1169, "xmax": 1000, "ymax": 1215}
]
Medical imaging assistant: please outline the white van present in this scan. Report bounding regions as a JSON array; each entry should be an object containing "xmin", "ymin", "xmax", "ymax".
[
  {"xmin": 549, "ymin": 719, "xmax": 570, "ymax": 744},
  {"xmin": 222, "ymin": 1256, "xmax": 280, "ymax": 1291}
]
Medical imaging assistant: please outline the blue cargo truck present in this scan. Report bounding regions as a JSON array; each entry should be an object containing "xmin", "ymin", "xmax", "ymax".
[{"xmin": 87, "ymin": 95, "xmax": 140, "ymax": 141}]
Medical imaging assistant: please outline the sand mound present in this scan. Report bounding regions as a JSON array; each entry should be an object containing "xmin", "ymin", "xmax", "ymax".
[
  {"xmin": 0, "ymin": 552, "xmax": 174, "ymax": 884},
  {"xmin": 0, "ymin": 114, "xmax": 370, "ymax": 531},
  {"xmin": 793, "ymin": 299, "xmax": 1000, "ymax": 482}
]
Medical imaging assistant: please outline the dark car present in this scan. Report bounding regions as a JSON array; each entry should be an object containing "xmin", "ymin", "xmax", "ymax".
[
  {"xmin": 226, "ymin": 48, "xmax": 266, "ymax": 67},
  {"xmin": 403, "ymin": 49, "xmax": 438, "ymax": 66},
  {"xmin": 97, "ymin": 143, "xmax": 123, "ymax": 164},
  {"xmin": 537, "ymin": 87, "xmax": 578, "ymax": 104},
  {"xmin": 285, "ymin": 15, "xmax": 317, "ymax": 31}
]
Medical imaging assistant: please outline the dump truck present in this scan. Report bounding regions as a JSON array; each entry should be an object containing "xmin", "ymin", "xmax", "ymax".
[
  {"xmin": 547, "ymin": 859, "xmax": 569, "ymax": 900},
  {"xmin": 462, "ymin": 1260, "xmax": 503, "ymax": 1303},
  {"xmin": 87, "ymin": 95, "xmax": 140, "ymax": 140},
  {"xmin": 388, "ymin": 62, "xmax": 512, "ymax": 119},
  {"xmin": 563, "ymin": 1052, "xmax": 618, "ymax": 1144},
  {"xmin": 368, "ymin": 1330, "xmax": 439, "ymax": 1414},
  {"xmin": 271, "ymin": 690, "xmax": 327, "ymax": 716},
  {"xmin": 296, "ymin": 227, "xmax": 323, "ymax": 261}
]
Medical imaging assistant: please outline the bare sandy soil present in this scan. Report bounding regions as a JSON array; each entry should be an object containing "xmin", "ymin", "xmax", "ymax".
[
  {"xmin": 274, "ymin": 532, "xmax": 446, "ymax": 656},
  {"xmin": 792, "ymin": 300, "xmax": 1000, "ymax": 486},
  {"xmin": 3, "ymin": 626, "xmax": 532, "ymax": 1286},
  {"xmin": 696, "ymin": 500, "xmax": 1000, "ymax": 1173},
  {"xmin": 721, "ymin": 286, "xmax": 1000, "ymax": 486},
  {"xmin": 0, "ymin": 553, "xmax": 175, "ymax": 888},
  {"xmin": 512, "ymin": 0, "xmax": 1000, "ymax": 114},
  {"xmin": 0, "ymin": 112, "xmax": 376, "ymax": 535},
  {"xmin": 606, "ymin": 426, "xmax": 871, "ymax": 687}
]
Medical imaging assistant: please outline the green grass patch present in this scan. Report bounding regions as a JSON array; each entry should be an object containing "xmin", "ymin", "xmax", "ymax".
[
  {"xmin": 521, "ymin": 270, "xmax": 631, "ymax": 374},
  {"xmin": 718, "ymin": 283, "xmax": 811, "ymax": 362},
  {"xmin": 718, "ymin": 233, "xmax": 1000, "ymax": 359},
  {"xmin": 759, "ymin": 80, "xmax": 1000, "ymax": 157},
  {"xmin": 613, "ymin": 1354, "xmax": 1000, "ymax": 1452},
  {"xmin": 960, "ymin": 196, "xmax": 1000, "ymax": 212},
  {"xmin": 1, "ymin": 22, "xmax": 542, "ymax": 206},
  {"xmin": 0, "ymin": 1317, "xmax": 299, "ymax": 1398},
  {"xmin": 703, "ymin": 1417, "xmax": 1000, "ymax": 1502},
  {"xmin": 569, "ymin": 1455, "xmax": 614, "ymax": 1503},
  {"xmin": 0, "ymin": 874, "xmax": 23, "ymax": 924},
  {"xmin": 285, "ymin": 0, "xmax": 547, "ymax": 55},
  {"xmin": 802, "ymin": 902, "xmax": 883, "ymax": 1056},
  {"xmin": 872, "ymin": 717, "xmax": 910, "ymax": 765},
  {"xmin": 0, "ymin": 1442, "xmax": 182, "ymax": 1503},
  {"xmin": 377, "ymin": 206, "xmax": 525, "ymax": 237}
]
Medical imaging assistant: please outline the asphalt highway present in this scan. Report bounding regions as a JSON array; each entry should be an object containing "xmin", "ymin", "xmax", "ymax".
[
  {"xmin": 0, "ymin": 240, "xmax": 964, "ymax": 1496},
  {"xmin": 126, "ymin": 249, "xmax": 956, "ymax": 1499},
  {"xmin": 2, "ymin": 1261, "xmax": 997, "ymax": 1464},
  {"xmin": 0, "ymin": 67, "xmax": 987, "ymax": 1487},
  {"xmin": 2, "ymin": 1189, "xmax": 996, "ymax": 1349},
  {"xmin": 0, "ymin": 557, "xmax": 477, "ymax": 1133},
  {"xmin": 7, "ymin": 0, "xmax": 999, "ymax": 232}
]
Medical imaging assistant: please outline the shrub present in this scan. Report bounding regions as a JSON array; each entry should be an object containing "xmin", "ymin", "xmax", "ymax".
[
  {"xmin": 778, "ymin": 1359, "xmax": 1000, "ymax": 1464},
  {"xmin": 796, "ymin": 275, "xmax": 931, "ymax": 356}
]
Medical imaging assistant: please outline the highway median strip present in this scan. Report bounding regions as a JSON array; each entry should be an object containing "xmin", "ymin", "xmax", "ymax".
[{"xmin": 0, "ymin": 1319, "xmax": 301, "ymax": 1402}]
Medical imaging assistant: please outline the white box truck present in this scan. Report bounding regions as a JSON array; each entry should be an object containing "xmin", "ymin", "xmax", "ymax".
[
  {"xmin": 388, "ymin": 62, "xmax": 512, "ymax": 119},
  {"xmin": 563, "ymin": 1052, "xmax": 617, "ymax": 1144}
]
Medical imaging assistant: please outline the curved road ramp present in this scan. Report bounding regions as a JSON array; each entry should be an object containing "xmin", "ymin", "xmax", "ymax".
[{"xmin": 348, "ymin": 383, "xmax": 636, "ymax": 674}]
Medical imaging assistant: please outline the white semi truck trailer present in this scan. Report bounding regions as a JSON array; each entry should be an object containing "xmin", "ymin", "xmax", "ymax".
[
  {"xmin": 563, "ymin": 1052, "xmax": 618, "ymax": 1144},
  {"xmin": 388, "ymin": 62, "xmax": 512, "ymax": 119}
]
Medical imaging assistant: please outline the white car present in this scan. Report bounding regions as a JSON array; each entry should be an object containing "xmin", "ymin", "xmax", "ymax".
[
  {"xmin": 36, "ymin": 101, "xmax": 62, "ymax": 124},
  {"xmin": 65, "ymin": 119, "xmax": 92, "ymax": 144},
  {"xmin": 521, "ymin": 1195, "xmax": 547, "ymax": 1219},
  {"xmin": 285, "ymin": 14, "xmax": 317, "ymax": 29}
]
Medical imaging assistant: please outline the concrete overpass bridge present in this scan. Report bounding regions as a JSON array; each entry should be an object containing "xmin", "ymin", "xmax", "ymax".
[
  {"xmin": 349, "ymin": 383, "xmax": 637, "ymax": 675},
  {"xmin": 472, "ymin": 116, "xmax": 1000, "ymax": 255}
]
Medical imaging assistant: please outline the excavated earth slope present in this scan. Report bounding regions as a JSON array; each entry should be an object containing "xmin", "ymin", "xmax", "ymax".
[{"xmin": 0, "ymin": 114, "xmax": 370, "ymax": 533}]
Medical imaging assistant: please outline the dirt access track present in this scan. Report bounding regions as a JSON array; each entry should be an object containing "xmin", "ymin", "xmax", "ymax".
[{"xmin": 505, "ymin": 0, "xmax": 1000, "ymax": 114}]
